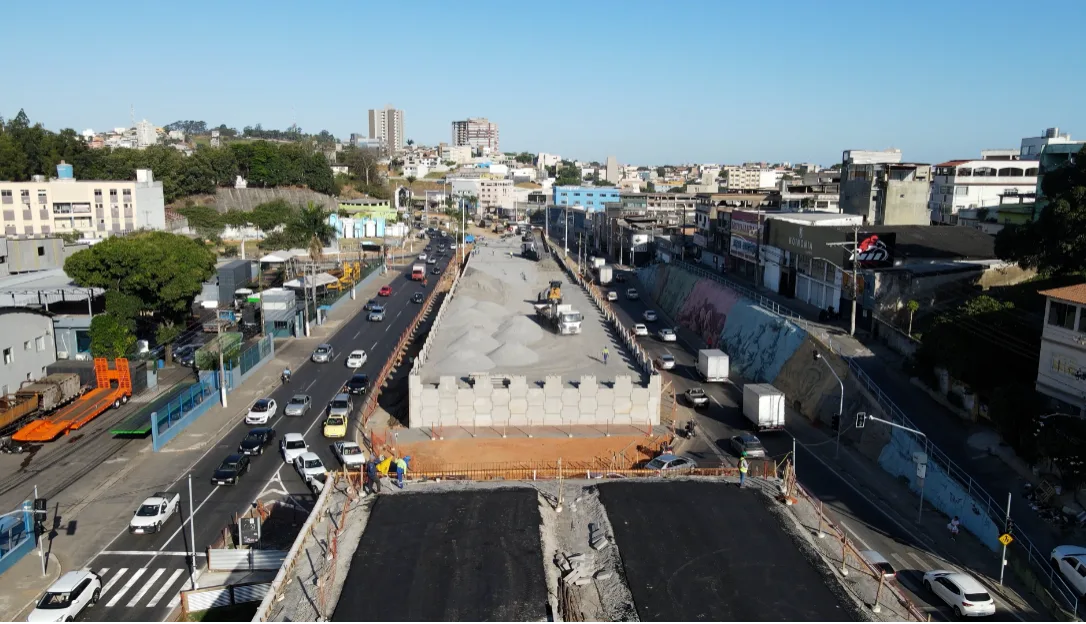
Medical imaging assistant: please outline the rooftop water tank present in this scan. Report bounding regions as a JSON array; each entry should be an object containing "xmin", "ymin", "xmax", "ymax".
[{"xmin": 56, "ymin": 162, "xmax": 74, "ymax": 179}]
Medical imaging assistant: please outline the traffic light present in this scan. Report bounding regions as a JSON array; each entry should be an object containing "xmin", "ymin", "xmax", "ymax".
[
  {"xmin": 855, "ymin": 412, "xmax": 866, "ymax": 429},
  {"xmin": 1005, "ymin": 518, "xmax": 1015, "ymax": 536},
  {"xmin": 33, "ymin": 498, "xmax": 47, "ymax": 536},
  {"xmin": 831, "ymin": 413, "xmax": 841, "ymax": 430}
]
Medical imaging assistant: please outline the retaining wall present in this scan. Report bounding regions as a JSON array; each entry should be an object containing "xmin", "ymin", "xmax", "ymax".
[{"xmin": 409, "ymin": 373, "xmax": 662, "ymax": 429}]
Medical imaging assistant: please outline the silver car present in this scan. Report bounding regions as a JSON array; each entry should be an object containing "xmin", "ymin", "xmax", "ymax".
[
  {"xmin": 283, "ymin": 394, "xmax": 312, "ymax": 417},
  {"xmin": 311, "ymin": 343, "xmax": 334, "ymax": 363},
  {"xmin": 730, "ymin": 433, "xmax": 766, "ymax": 458},
  {"xmin": 368, "ymin": 305, "xmax": 386, "ymax": 321}
]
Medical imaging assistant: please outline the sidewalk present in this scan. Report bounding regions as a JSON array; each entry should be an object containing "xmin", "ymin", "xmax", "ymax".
[{"xmin": 0, "ymin": 275, "xmax": 386, "ymax": 620}]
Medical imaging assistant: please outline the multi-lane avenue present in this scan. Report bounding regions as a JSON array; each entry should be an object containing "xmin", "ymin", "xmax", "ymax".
[{"xmin": 69, "ymin": 244, "xmax": 453, "ymax": 622}]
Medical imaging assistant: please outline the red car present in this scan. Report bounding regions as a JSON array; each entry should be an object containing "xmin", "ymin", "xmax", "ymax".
[{"xmin": 379, "ymin": 285, "xmax": 392, "ymax": 296}]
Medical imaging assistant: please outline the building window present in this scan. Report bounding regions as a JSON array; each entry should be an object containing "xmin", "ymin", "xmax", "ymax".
[
  {"xmin": 94, "ymin": 189, "xmax": 103, "ymax": 199},
  {"xmin": 36, "ymin": 336, "xmax": 46, "ymax": 351},
  {"xmin": 1048, "ymin": 301, "xmax": 1077, "ymax": 330},
  {"xmin": 1, "ymin": 190, "xmax": 11, "ymax": 204},
  {"xmin": 38, "ymin": 190, "xmax": 47, "ymax": 204},
  {"xmin": 23, "ymin": 340, "xmax": 31, "ymax": 351},
  {"xmin": 3, "ymin": 347, "xmax": 12, "ymax": 364},
  {"xmin": 109, "ymin": 189, "xmax": 118, "ymax": 202},
  {"xmin": 20, "ymin": 190, "xmax": 30, "ymax": 203}
]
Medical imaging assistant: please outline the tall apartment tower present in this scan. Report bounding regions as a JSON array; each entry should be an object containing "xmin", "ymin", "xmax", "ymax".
[
  {"xmin": 368, "ymin": 105, "xmax": 404, "ymax": 154},
  {"xmin": 604, "ymin": 156, "xmax": 619, "ymax": 183},
  {"xmin": 451, "ymin": 117, "xmax": 499, "ymax": 155}
]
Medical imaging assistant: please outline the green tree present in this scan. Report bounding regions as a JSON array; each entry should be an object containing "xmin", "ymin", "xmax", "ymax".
[
  {"xmin": 406, "ymin": 175, "xmax": 417, "ymax": 185},
  {"xmin": 515, "ymin": 152, "xmax": 535, "ymax": 164},
  {"xmin": 155, "ymin": 321, "xmax": 184, "ymax": 363},
  {"xmin": 656, "ymin": 166, "xmax": 668, "ymax": 178},
  {"xmin": 104, "ymin": 291, "xmax": 143, "ymax": 332},
  {"xmin": 906, "ymin": 299, "xmax": 920, "ymax": 336},
  {"xmin": 88, "ymin": 314, "xmax": 137, "ymax": 358},
  {"xmin": 594, "ymin": 179, "xmax": 616, "ymax": 187},
  {"xmin": 285, "ymin": 201, "xmax": 335, "ymax": 251},
  {"xmin": 555, "ymin": 163, "xmax": 581, "ymax": 186},
  {"xmin": 995, "ymin": 145, "xmax": 1086, "ymax": 274}
]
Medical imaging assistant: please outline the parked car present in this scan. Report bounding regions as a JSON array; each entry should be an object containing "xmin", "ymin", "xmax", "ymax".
[
  {"xmin": 346, "ymin": 350, "xmax": 368, "ymax": 368},
  {"xmin": 128, "ymin": 492, "xmax": 180, "ymax": 534},
  {"xmin": 174, "ymin": 344, "xmax": 198, "ymax": 368},
  {"xmin": 657, "ymin": 354, "xmax": 676, "ymax": 370},
  {"xmin": 311, "ymin": 343, "xmax": 335, "ymax": 363},
  {"xmin": 922, "ymin": 570, "xmax": 996, "ymax": 618},
  {"xmin": 28, "ymin": 570, "xmax": 102, "ymax": 622},
  {"xmin": 658, "ymin": 328, "xmax": 677, "ymax": 342},
  {"xmin": 346, "ymin": 373, "xmax": 369, "ymax": 395},
  {"xmin": 606, "ymin": 291, "xmax": 618, "ymax": 301},
  {"xmin": 730, "ymin": 433, "xmax": 766, "ymax": 458},
  {"xmin": 633, "ymin": 323, "xmax": 649, "ymax": 336},
  {"xmin": 283, "ymin": 394, "xmax": 312, "ymax": 417},
  {"xmin": 364, "ymin": 298, "xmax": 379, "ymax": 311},
  {"xmin": 643, "ymin": 310, "xmax": 658, "ymax": 322},
  {"xmin": 245, "ymin": 398, "xmax": 277, "ymax": 425},
  {"xmin": 379, "ymin": 285, "xmax": 393, "ymax": 296},
  {"xmin": 294, "ymin": 452, "xmax": 328, "ymax": 482},
  {"xmin": 685, "ymin": 387, "xmax": 709, "ymax": 408},
  {"xmin": 645, "ymin": 453, "xmax": 696, "ymax": 472},
  {"xmin": 626, "ymin": 288, "xmax": 639, "ymax": 300},
  {"xmin": 238, "ymin": 427, "xmax": 276, "ymax": 456},
  {"xmin": 1050, "ymin": 545, "xmax": 1086, "ymax": 596},
  {"xmin": 280, "ymin": 433, "xmax": 309, "ymax": 463},
  {"xmin": 211, "ymin": 454, "xmax": 250, "ymax": 485},
  {"xmin": 368, "ymin": 305, "xmax": 386, "ymax": 321},
  {"xmin": 411, "ymin": 292, "xmax": 425, "ymax": 303},
  {"xmin": 333, "ymin": 441, "xmax": 366, "ymax": 469}
]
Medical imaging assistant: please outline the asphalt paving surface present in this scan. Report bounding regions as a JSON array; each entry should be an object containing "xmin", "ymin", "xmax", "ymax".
[
  {"xmin": 332, "ymin": 488, "xmax": 548, "ymax": 622},
  {"xmin": 72, "ymin": 240, "xmax": 455, "ymax": 622},
  {"xmin": 598, "ymin": 480, "xmax": 856, "ymax": 621}
]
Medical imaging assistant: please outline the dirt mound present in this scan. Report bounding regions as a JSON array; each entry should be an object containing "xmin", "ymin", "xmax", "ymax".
[
  {"xmin": 433, "ymin": 349, "xmax": 495, "ymax": 374},
  {"xmin": 453, "ymin": 328, "xmax": 501, "ymax": 354},
  {"xmin": 488, "ymin": 342, "xmax": 540, "ymax": 368},
  {"xmin": 495, "ymin": 316, "xmax": 545, "ymax": 345}
]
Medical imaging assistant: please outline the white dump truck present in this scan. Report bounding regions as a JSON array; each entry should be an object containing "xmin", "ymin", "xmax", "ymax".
[
  {"xmin": 696, "ymin": 349, "xmax": 729, "ymax": 382},
  {"xmin": 536, "ymin": 302, "xmax": 583, "ymax": 335},
  {"xmin": 742, "ymin": 383, "xmax": 786, "ymax": 431}
]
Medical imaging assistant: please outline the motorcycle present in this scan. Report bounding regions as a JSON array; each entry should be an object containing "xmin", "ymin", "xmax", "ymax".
[
  {"xmin": 281, "ymin": 372, "xmax": 291, "ymax": 385},
  {"xmin": 0, "ymin": 437, "xmax": 24, "ymax": 454}
]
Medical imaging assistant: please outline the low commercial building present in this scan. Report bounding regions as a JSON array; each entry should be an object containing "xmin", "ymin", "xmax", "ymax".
[
  {"xmin": 553, "ymin": 186, "xmax": 620, "ymax": 210},
  {"xmin": 839, "ymin": 149, "xmax": 932, "ymax": 225},
  {"xmin": 0, "ymin": 307, "xmax": 58, "ymax": 395},
  {"xmin": 929, "ymin": 151, "xmax": 1037, "ymax": 225},
  {"xmin": 0, "ymin": 165, "xmax": 166, "ymax": 238},
  {"xmin": 337, "ymin": 196, "xmax": 394, "ymax": 219}
]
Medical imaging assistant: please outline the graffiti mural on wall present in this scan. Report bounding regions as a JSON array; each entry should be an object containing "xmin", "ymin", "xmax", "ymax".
[
  {"xmin": 719, "ymin": 302, "xmax": 808, "ymax": 384},
  {"xmin": 655, "ymin": 267, "xmax": 699, "ymax": 318},
  {"xmin": 677, "ymin": 280, "xmax": 740, "ymax": 348}
]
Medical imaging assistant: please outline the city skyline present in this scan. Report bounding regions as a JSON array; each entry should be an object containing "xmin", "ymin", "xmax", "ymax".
[{"xmin": 2, "ymin": 0, "xmax": 1084, "ymax": 165}]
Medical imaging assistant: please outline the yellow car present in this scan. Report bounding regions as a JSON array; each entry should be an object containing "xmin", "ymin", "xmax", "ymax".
[{"xmin": 322, "ymin": 415, "xmax": 347, "ymax": 438}]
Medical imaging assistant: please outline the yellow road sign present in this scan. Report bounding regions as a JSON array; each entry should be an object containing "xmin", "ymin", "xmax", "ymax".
[{"xmin": 999, "ymin": 533, "xmax": 1014, "ymax": 546}]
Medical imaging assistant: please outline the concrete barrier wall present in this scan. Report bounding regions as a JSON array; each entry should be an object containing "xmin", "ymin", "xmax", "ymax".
[{"xmin": 409, "ymin": 373, "xmax": 662, "ymax": 428}]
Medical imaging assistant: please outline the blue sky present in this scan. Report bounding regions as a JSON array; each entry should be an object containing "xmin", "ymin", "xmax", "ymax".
[{"xmin": 3, "ymin": 0, "xmax": 1083, "ymax": 166}]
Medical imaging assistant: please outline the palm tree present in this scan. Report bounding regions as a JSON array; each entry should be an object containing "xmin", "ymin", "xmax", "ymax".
[{"xmin": 286, "ymin": 201, "xmax": 335, "ymax": 303}]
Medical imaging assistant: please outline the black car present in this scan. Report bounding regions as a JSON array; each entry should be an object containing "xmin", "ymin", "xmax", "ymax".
[
  {"xmin": 424, "ymin": 246, "xmax": 432, "ymax": 252},
  {"xmin": 364, "ymin": 298, "xmax": 379, "ymax": 311},
  {"xmin": 174, "ymin": 344, "xmax": 197, "ymax": 368},
  {"xmin": 238, "ymin": 428, "xmax": 276, "ymax": 455},
  {"xmin": 346, "ymin": 373, "xmax": 369, "ymax": 395},
  {"xmin": 211, "ymin": 454, "xmax": 250, "ymax": 485},
  {"xmin": 411, "ymin": 292, "xmax": 425, "ymax": 303},
  {"xmin": 614, "ymin": 274, "xmax": 628, "ymax": 283},
  {"xmin": 431, "ymin": 266, "xmax": 441, "ymax": 274}
]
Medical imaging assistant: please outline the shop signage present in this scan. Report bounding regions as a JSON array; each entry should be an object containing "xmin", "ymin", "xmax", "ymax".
[
  {"xmin": 731, "ymin": 219, "xmax": 761, "ymax": 238},
  {"xmin": 848, "ymin": 232, "xmax": 896, "ymax": 269},
  {"xmin": 730, "ymin": 236, "xmax": 758, "ymax": 260}
]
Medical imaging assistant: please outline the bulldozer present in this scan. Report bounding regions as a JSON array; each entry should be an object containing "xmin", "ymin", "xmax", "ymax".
[{"xmin": 538, "ymin": 280, "xmax": 563, "ymax": 305}]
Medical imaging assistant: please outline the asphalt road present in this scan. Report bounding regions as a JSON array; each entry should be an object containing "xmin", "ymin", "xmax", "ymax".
[
  {"xmin": 598, "ymin": 480, "xmax": 858, "ymax": 621},
  {"xmin": 71, "ymin": 242, "xmax": 455, "ymax": 622},
  {"xmin": 603, "ymin": 266, "xmax": 1031, "ymax": 622},
  {"xmin": 332, "ymin": 488, "xmax": 548, "ymax": 622}
]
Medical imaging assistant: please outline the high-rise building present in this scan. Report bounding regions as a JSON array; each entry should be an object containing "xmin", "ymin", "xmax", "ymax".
[
  {"xmin": 452, "ymin": 118, "xmax": 499, "ymax": 155},
  {"xmin": 135, "ymin": 120, "xmax": 157, "ymax": 148},
  {"xmin": 368, "ymin": 106, "xmax": 404, "ymax": 153},
  {"xmin": 604, "ymin": 156, "xmax": 619, "ymax": 184}
]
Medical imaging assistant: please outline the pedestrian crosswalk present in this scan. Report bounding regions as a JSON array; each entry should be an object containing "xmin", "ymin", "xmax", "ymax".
[{"xmin": 94, "ymin": 566, "xmax": 189, "ymax": 610}]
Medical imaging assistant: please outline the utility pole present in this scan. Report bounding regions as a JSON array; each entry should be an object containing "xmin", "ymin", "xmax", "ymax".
[
  {"xmin": 850, "ymin": 222, "xmax": 859, "ymax": 336},
  {"xmin": 217, "ymin": 321, "xmax": 227, "ymax": 407},
  {"xmin": 999, "ymin": 493, "xmax": 1012, "ymax": 586},
  {"xmin": 564, "ymin": 205, "xmax": 569, "ymax": 258},
  {"xmin": 813, "ymin": 351, "xmax": 844, "ymax": 458},
  {"xmin": 188, "ymin": 474, "xmax": 197, "ymax": 590}
]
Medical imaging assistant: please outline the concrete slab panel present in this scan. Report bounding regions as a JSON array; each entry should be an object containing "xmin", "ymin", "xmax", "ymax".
[
  {"xmin": 509, "ymin": 397, "xmax": 527, "ymax": 415},
  {"xmin": 526, "ymin": 388, "xmax": 545, "ymax": 406},
  {"xmin": 561, "ymin": 388, "xmax": 580, "ymax": 407},
  {"xmin": 614, "ymin": 396, "xmax": 632, "ymax": 415}
]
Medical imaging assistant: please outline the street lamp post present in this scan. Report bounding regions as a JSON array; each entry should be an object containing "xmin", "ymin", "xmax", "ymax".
[{"xmin": 813, "ymin": 350, "xmax": 844, "ymax": 458}]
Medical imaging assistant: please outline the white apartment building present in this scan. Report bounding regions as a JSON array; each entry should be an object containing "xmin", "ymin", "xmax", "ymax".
[
  {"xmin": 1020, "ymin": 127, "xmax": 1077, "ymax": 159},
  {"xmin": 605, "ymin": 156, "xmax": 619, "ymax": 183},
  {"xmin": 930, "ymin": 151, "xmax": 1037, "ymax": 225},
  {"xmin": 135, "ymin": 120, "xmax": 158, "ymax": 148},
  {"xmin": 0, "ymin": 168, "xmax": 166, "ymax": 238},
  {"xmin": 439, "ymin": 144, "xmax": 471, "ymax": 164},
  {"xmin": 448, "ymin": 177, "xmax": 514, "ymax": 210},
  {"xmin": 537, "ymin": 153, "xmax": 561, "ymax": 168},
  {"xmin": 451, "ymin": 118, "xmax": 499, "ymax": 154},
  {"xmin": 1036, "ymin": 285, "xmax": 1086, "ymax": 415},
  {"xmin": 722, "ymin": 167, "xmax": 780, "ymax": 190},
  {"xmin": 404, "ymin": 163, "xmax": 429, "ymax": 178},
  {"xmin": 368, "ymin": 106, "xmax": 404, "ymax": 153}
]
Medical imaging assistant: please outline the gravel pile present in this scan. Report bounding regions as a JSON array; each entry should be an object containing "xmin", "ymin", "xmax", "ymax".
[
  {"xmin": 488, "ymin": 343, "xmax": 540, "ymax": 368},
  {"xmin": 494, "ymin": 316, "xmax": 545, "ymax": 345},
  {"xmin": 454, "ymin": 328, "xmax": 501, "ymax": 354},
  {"xmin": 434, "ymin": 348, "xmax": 495, "ymax": 373}
]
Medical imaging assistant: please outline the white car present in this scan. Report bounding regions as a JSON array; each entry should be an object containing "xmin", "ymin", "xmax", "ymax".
[
  {"xmin": 280, "ymin": 433, "xmax": 309, "ymax": 463},
  {"xmin": 658, "ymin": 328, "xmax": 677, "ymax": 342},
  {"xmin": 28, "ymin": 570, "xmax": 102, "ymax": 622},
  {"xmin": 1051, "ymin": 545, "xmax": 1086, "ymax": 596},
  {"xmin": 606, "ymin": 291, "xmax": 618, "ymax": 302},
  {"xmin": 645, "ymin": 453, "xmax": 696, "ymax": 472},
  {"xmin": 333, "ymin": 441, "xmax": 367, "ymax": 469},
  {"xmin": 427, "ymin": 257, "xmax": 437, "ymax": 265},
  {"xmin": 245, "ymin": 398, "xmax": 277, "ymax": 425},
  {"xmin": 128, "ymin": 492, "xmax": 180, "ymax": 534},
  {"xmin": 368, "ymin": 305, "xmax": 386, "ymax": 322},
  {"xmin": 633, "ymin": 323, "xmax": 649, "ymax": 336},
  {"xmin": 294, "ymin": 452, "xmax": 328, "ymax": 482},
  {"xmin": 643, "ymin": 310, "xmax": 658, "ymax": 322},
  {"xmin": 922, "ymin": 570, "xmax": 996, "ymax": 618},
  {"xmin": 657, "ymin": 354, "xmax": 676, "ymax": 370},
  {"xmin": 418, "ymin": 253, "xmax": 428, "ymax": 261},
  {"xmin": 626, "ymin": 288, "xmax": 639, "ymax": 300},
  {"xmin": 346, "ymin": 349, "xmax": 368, "ymax": 368}
]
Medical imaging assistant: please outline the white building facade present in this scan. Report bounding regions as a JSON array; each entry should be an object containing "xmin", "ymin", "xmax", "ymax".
[
  {"xmin": 722, "ymin": 167, "xmax": 780, "ymax": 190},
  {"xmin": 1036, "ymin": 285, "xmax": 1086, "ymax": 415},
  {"xmin": 451, "ymin": 118, "xmax": 500, "ymax": 154},
  {"xmin": 368, "ymin": 106, "xmax": 404, "ymax": 153},
  {"xmin": 930, "ymin": 152, "xmax": 1038, "ymax": 225}
]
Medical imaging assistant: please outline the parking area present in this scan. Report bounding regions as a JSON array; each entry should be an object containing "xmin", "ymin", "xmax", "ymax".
[
  {"xmin": 597, "ymin": 480, "xmax": 860, "ymax": 621},
  {"xmin": 332, "ymin": 488, "xmax": 548, "ymax": 622}
]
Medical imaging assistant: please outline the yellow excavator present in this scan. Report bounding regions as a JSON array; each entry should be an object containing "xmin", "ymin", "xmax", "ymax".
[{"xmin": 538, "ymin": 280, "xmax": 563, "ymax": 305}]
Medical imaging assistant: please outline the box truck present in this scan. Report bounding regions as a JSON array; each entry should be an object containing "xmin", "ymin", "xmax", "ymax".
[
  {"xmin": 742, "ymin": 383, "xmax": 786, "ymax": 431},
  {"xmin": 696, "ymin": 349, "xmax": 729, "ymax": 382},
  {"xmin": 597, "ymin": 265, "xmax": 613, "ymax": 285}
]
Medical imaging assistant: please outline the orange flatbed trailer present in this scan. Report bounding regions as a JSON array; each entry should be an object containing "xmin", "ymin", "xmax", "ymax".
[{"xmin": 12, "ymin": 358, "xmax": 131, "ymax": 443}]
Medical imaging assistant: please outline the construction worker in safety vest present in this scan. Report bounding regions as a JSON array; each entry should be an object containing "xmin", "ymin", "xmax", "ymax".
[
  {"xmin": 738, "ymin": 453, "xmax": 749, "ymax": 488},
  {"xmin": 394, "ymin": 456, "xmax": 409, "ymax": 489}
]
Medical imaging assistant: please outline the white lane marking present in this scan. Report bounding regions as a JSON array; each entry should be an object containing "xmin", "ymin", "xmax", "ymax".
[
  {"xmin": 354, "ymin": 329, "xmax": 361, "ymax": 339},
  {"xmin": 710, "ymin": 395, "xmax": 722, "ymax": 406},
  {"xmin": 839, "ymin": 521, "xmax": 872, "ymax": 550},
  {"xmin": 908, "ymin": 551, "xmax": 931, "ymax": 570},
  {"xmin": 891, "ymin": 553, "xmax": 911, "ymax": 571},
  {"xmin": 371, "ymin": 340, "xmax": 378, "ymax": 350},
  {"xmin": 105, "ymin": 567, "xmax": 146, "ymax": 607},
  {"xmin": 304, "ymin": 379, "xmax": 316, "ymax": 392},
  {"xmin": 146, "ymin": 569, "xmax": 185, "ymax": 608},
  {"xmin": 127, "ymin": 568, "xmax": 165, "ymax": 607},
  {"xmin": 332, "ymin": 352, "xmax": 341, "ymax": 361},
  {"xmin": 100, "ymin": 551, "xmax": 203, "ymax": 557},
  {"xmin": 100, "ymin": 567, "xmax": 126, "ymax": 595}
]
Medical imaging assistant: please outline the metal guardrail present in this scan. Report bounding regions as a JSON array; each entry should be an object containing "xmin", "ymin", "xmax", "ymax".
[{"xmin": 665, "ymin": 258, "xmax": 1082, "ymax": 617}]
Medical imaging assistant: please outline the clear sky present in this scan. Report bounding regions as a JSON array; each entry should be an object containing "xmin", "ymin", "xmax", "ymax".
[{"xmin": 3, "ymin": 0, "xmax": 1083, "ymax": 166}]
